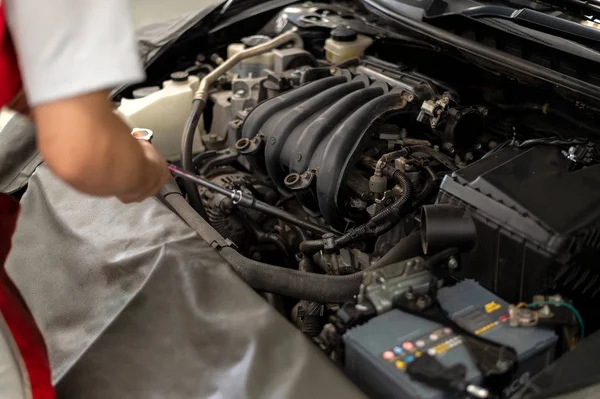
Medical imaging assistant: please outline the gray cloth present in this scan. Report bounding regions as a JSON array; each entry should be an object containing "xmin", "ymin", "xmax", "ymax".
[
  {"xmin": 6, "ymin": 166, "xmax": 365, "ymax": 399},
  {"xmin": 0, "ymin": 111, "xmax": 42, "ymax": 194}
]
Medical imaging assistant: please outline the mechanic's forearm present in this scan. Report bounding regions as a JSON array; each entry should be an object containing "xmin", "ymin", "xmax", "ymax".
[{"xmin": 33, "ymin": 92, "xmax": 153, "ymax": 197}]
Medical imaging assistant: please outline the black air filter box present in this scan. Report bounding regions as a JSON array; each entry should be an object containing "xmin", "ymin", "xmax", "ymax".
[{"xmin": 436, "ymin": 145, "xmax": 600, "ymax": 305}]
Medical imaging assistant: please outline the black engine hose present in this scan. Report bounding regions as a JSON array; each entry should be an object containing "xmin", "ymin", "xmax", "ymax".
[
  {"xmin": 410, "ymin": 174, "xmax": 436, "ymax": 208},
  {"xmin": 162, "ymin": 181, "xmax": 423, "ymax": 302},
  {"xmin": 198, "ymin": 151, "xmax": 239, "ymax": 175},
  {"xmin": 219, "ymin": 232, "xmax": 422, "ymax": 303},
  {"xmin": 300, "ymin": 172, "xmax": 414, "ymax": 254},
  {"xmin": 371, "ymin": 171, "xmax": 413, "ymax": 225},
  {"xmin": 192, "ymin": 150, "xmax": 218, "ymax": 168},
  {"xmin": 236, "ymin": 214, "xmax": 294, "ymax": 266},
  {"xmin": 181, "ymin": 99, "xmax": 208, "ymax": 220},
  {"xmin": 372, "ymin": 231, "xmax": 422, "ymax": 268}
]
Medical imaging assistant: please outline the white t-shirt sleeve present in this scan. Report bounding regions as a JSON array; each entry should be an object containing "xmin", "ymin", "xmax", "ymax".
[{"xmin": 4, "ymin": 0, "xmax": 145, "ymax": 106}]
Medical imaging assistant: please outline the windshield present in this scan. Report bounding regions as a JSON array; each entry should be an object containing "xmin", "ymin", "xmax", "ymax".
[{"xmin": 496, "ymin": 0, "xmax": 600, "ymax": 29}]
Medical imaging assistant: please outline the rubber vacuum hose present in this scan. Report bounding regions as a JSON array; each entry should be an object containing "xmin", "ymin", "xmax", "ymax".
[
  {"xmin": 219, "ymin": 231, "xmax": 422, "ymax": 303},
  {"xmin": 181, "ymin": 99, "xmax": 208, "ymax": 220}
]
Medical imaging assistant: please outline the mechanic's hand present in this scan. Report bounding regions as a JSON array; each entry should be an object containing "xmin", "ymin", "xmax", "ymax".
[{"xmin": 117, "ymin": 140, "xmax": 170, "ymax": 204}]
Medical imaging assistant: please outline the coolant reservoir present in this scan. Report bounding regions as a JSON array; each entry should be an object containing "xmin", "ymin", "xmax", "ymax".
[
  {"xmin": 324, "ymin": 26, "xmax": 373, "ymax": 64},
  {"xmin": 115, "ymin": 71, "xmax": 205, "ymax": 161},
  {"xmin": 227, "ymin": 35, "xmax": 275, "ymax": 77}
]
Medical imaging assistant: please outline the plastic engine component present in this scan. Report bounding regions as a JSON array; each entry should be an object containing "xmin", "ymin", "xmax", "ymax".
[
  {"xmin": 238, "ymin": 70, "xmax": 416, "ymax": 228},
  {"xmin": 436, "ymin": 145, "xmax": 600, "ymax": 323}
]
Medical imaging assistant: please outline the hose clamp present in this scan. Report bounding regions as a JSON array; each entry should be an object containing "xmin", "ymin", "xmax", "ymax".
[{"xmin": 232, "ymin": 190, "xmax": 244, "ymax": 205}]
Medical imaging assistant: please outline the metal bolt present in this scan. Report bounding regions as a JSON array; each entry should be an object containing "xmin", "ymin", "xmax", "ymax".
[
  {"xmin": 539, "ymin": 305, "xmax": 552, "ymax": 318},
  {"xmin": 268, "ymin": 137, "xmax": 276, "ymax": 145},
  {"xmin": 495, "ymin": 360, "xmax": 510, "ymax": 372},
  {"xmin": 296, "ymin": 153, "xmax": 302, "ymax": 162},
  {"xmin": 465, "ymin": 152, "xmax": 474, "ymax": 161},
  {"xmin": 355, "ymin": 304, "xmax": 368, "ymax": 312},
  {"xmin": 210, "ymin": 54, "xmax": 224, "ymax": 65},
  {"xmin": 209, "ymin": 133, "xmax": 218, "ymax": 141},
  {"xmin": 448, "ymin": 257, "xmax": 459, "ymax": 270},
  {"xmin": 482, "ymin": 108, "xmax": 489, "ymax": 116},
  {"xmin": 405, "ymin": 290, "xmax": 415, "ymax": 301},
  {"xmin": 466, "ymin": 385, "xmax": 489, "ymax": 398},
  {"xmin": 547, "ymin": 294, "xmax": 563, "ymax": 303},
  {"xmin": 357, "ymin": 284, "xmax": 365, "ymax": 305},
  {"xmin": 416, "ymin": 296, "xmax": 428, "ymax": 309}
]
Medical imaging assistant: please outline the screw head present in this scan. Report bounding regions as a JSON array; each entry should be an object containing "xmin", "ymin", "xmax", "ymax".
[{"xmin": 448, "ymin": 257, "xmax": 459, "ymax": 270}]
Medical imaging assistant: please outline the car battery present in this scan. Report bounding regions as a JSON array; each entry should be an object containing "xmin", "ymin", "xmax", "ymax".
[
  {"xmin": 343, "ymin": 281, "xmax": 558, "ymax": 399},
  {"xmin": 343, "ymin": 309, "xmax": 483, "ymax": 399},
  {"xmin": 437, "ymin": 280, "xmax": 558, "ymax": 398}
]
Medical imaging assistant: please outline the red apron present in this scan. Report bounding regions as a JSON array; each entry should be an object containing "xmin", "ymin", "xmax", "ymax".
[{"xmin": 0, "ymin": 2, "xmax": 55, "ymax": 398}]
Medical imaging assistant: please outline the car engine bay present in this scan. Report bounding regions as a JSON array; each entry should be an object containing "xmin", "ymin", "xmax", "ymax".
[{"xmin": 113, "ymin": 2, "xmax": 600, "ymax": 398}]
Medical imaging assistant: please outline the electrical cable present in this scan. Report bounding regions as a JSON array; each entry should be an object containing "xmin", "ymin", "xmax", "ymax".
[{"xmin": 527, "ymin": 301, "xmax": 585, "ymax": 339}]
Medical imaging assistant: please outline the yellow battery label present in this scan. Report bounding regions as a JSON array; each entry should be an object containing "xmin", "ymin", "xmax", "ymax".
[{"xmin": 485, "ymin": 301, "xmax": 501, "ymax": 313}]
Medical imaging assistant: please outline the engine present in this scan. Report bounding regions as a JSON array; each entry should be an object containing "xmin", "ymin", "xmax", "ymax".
[
  {"xmin": 235, "ymin": 61, "xmax": 484, "ymax": 231},
  {"xmin": 118, "ymin": 2, "xmax": 600, "ymax": 397}
]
